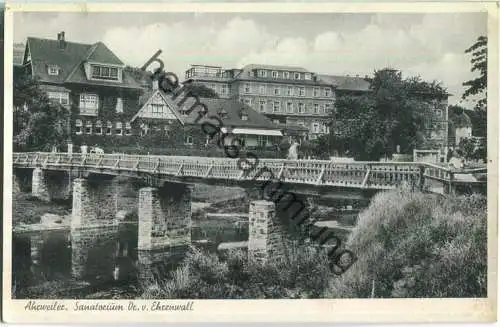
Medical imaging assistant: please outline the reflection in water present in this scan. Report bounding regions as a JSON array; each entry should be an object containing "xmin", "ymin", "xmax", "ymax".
[{"xmin": 12, "ymin": 219, "xmax": 249, "ymax": 299}]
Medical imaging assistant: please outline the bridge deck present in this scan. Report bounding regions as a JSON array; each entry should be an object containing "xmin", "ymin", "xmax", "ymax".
[{"xmin": 12, "ymin": 152, "xmax": 486, "ymax": 195}]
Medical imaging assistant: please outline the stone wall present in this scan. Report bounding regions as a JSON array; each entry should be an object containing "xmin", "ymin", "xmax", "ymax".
[
  {"xmin": 248, "ymin": 200, "xmax": 288, "ymax": 262},
  {"xmin": 137, "ymin": 183, "xmax": 191, "ymax": 251},
  {"xmin": 71, "ymin": 177, "xmax": 117, "ymax": 228}
]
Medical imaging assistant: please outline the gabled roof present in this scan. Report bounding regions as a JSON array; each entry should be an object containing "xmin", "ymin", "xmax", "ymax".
[
  {"xmin": 25, "ymin": 36, "xmax": 140, "ymax": 89},
  {"xmin": 130, "ymin": 89, "xmax": 185, "ymax": 124},
  {"xmin": 86, "ymin": 42, "xmax": 124, "ymax": 65},
  {"xmin": 27, "ymin": 37, "xmax": 91, "ymax": 83},
  {"xmin": 317, "ymin": 74, "xmax": 371, "ymax": 92},
  {"xmin": 175, "ymin": 96, "xmax": 280, "ymax": 130}
]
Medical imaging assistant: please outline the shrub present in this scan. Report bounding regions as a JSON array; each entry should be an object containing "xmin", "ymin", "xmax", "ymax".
[
  {"xmin": 140, "ymin": 243, "xmax": 334, "ymax": 299},
  {"xmin": 327, "ymin": 189, "xmax": 487, "ymax": 298}
]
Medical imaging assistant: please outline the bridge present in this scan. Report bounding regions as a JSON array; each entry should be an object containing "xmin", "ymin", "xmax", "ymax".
[
  {"xmin": 11, "ymin": 152, "xmax": 487, "ymax": 283},
  {"xmin": 12, "ymin": 152, "xmax": 486, "ymax": 195}
]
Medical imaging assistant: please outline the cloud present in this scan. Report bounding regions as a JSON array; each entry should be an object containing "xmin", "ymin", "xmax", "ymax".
[{"xmin": 15, "ymin": 12, "xmax": 486, "ymax": 107}]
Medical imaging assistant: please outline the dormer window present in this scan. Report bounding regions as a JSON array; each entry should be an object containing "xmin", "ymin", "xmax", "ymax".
[
  {"xmin": 240, "ymin": 110, "xmax": 249, "ymax": 121},
  {"xmin": 294, "ymin": 73, "xmax": 300, "ymax": 80},
  {"xmin": 48, "ymin": 65, "xmax": 60, "ymax": 76},
  {"xmin": 272, "ymin": 71, "xmax": 278, "ymax": 78},
  {"xmin": 284, "ymin": 72, "xmax": 290, "ymax": 79},
  {"xmin": 258, "ymin": 70, "xmax": 267, "ymax": 78},
  {"xmin": 218, "ymin": 108, "xmax": 228, "ymax": 119},
  {"xmin": 305, "ymin": 73, "xmax": 312, "ymax": 80},
  {"xmin": 91, "ymin": 65, "xmax": 119, "ymax": 81}
]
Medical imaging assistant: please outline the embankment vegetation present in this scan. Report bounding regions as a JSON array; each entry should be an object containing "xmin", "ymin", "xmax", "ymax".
[{"xmin": 142, "ymin": 189, "xmax": 487, "ymax": 299}]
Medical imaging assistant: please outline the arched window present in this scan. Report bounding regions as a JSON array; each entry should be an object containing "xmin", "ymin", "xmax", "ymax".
[{"xmin": 75, "ymin": 119, "xmax": 83, "ymax": 135}]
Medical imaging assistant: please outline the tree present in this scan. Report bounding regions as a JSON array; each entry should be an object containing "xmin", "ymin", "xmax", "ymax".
[
  {"xmin": 332, "ymin": 69, "xmax": 443, "ymax": 160},
  {"xmin": 184, "ymin": 83, "xmax": 219, "ymax": 99},
  {"xmin": 463, "ymin": 36, "xmax": 487, "ymax": 111},
  {"xmin": 13, "ymin": 73, "xmax": 69, "ymax": 151},
  {"xmin": 462, "ymin": 36, "xmax": 487, "ymax": 161}
]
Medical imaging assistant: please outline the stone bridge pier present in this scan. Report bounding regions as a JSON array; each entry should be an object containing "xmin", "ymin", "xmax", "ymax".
[
  {"xmin": 246, "ymin": 184, "xmax": 317, "ymax": 263},
  {"xmin": 70, "ymin": 175, "xmax": 120, "ymax": 281},
  {"xmin": 31, "ymin": 168, "xmax": 73, "ymax": 202},
  {"xmin": 136, "ymin": 182, "xmax": 192, "ymax": 284}
]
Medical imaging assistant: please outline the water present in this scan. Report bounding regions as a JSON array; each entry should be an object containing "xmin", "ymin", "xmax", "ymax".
[{"xmin": 12, "ymin": 218, "xmax": 249, "ymax": 299}]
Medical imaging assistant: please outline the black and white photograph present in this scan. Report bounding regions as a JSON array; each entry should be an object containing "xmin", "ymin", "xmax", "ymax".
[{"xmin": 2, "ymin": 2, "xmax": 496, "ymax": 323}]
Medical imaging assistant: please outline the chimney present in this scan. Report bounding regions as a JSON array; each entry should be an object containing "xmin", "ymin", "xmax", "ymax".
[{"xmin": 58, "ymin": 31, "xmax": 66, "ymax": 49}]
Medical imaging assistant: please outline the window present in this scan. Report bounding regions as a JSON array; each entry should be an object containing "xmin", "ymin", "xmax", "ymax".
[
  {"xmin": 435, "ymin": 109, "xmax": 443, "ymax": 117},
  {"xmin": 272, "ymin": 71, "xmax": 278, "ymax": 78},
  {"xmin": 294, "ymin": 73, "xmax": 300, "ymax": 80},
  {"xmin": 125, "ymin": 122, "xmax": 132, "ymax": 136},
  {"xmin": 244, "ymin": 98, "xmax": 251, "ymax": 105},
  {"xmin": 274, "ymin": 87, "xmax": 280, "ymax": 95},
  {"xmin": 241, "ymin": 113, "xmax": 248, "ymax": 121},
  {"xmin": 299, "ymin": 87, "xmax": 305, "ymax": 97},
  {"xmin": 48, "ymin": 65, "xmax": 59, "ymax": 76},
  {"xmin": 116, "ymin": 97, "xmax": 123, "ymax": 113},
  {"xmin": 273, "ymin": 119, "xmax": 280, "ymax": 125},
  {"xmin": 79, "ymin": 93, "xmax": 99, "ymax": 116},
  {"xmin": 298, "ymin": 103, "xmax": 305, "ymax": 114},
  {"xmin": 325, "ymin": 103, "xmax": 331, "ymax": 114},
  {"xmin": 324, "ymin": 88, "xmax": 331, "ymax": 97},
  {"xmin": 313, "ymin": 88, "xmax": 319, "ymax": 97},
  {"xmin": 259, "ymin": 100, "xmax": 266, "ymax": 112},
  {"xmin": 140, "ymin": 123, "xmax": 149, "ymax": 136},
  {"xmin": 287, "ymin": 86, "xmax": 293, "ymax": 96},
  {"xmin": 221, "ymin": 84, "xmax": 228, "ymax": 95},
  {"xmin": 95, "ymin": 120, "xmax": 103, "ymax": 135},
  {"xmin": 287, "ymin": 102, "xmax": 293, "ymax": 113},
  {"xmin": 273, "ymin": 101, "xmax": 280, "ymax": 113},
  {"xmin": 185, "ymin": 135, "xmax": 193, "ymax": 145},
  {"xmin": 305, "ymin": 73, "xmax": 312, "ymax": 80},
  {"xmin": 75, "ymin": 119, "xmax": 83, "ymax": 135},
  {"xmin": 84, "ymin": 121, "xmax": 92, "ymax": 134},
  {"xmin": 106, "ymin": 121, "xmax": 112, "ymax": 135},
  {"xmin": 314, "ymin": 104, "xmax": 319, "ymax": 114},
  {"xmin": 244, "ymin": 84, "xmax": 251, "ymax": 93},
  {"xmin": 47, "ymin": 91, "xmax": 69, "ymax": 105},
  {"xmin": 91, "ymin": 65, "xmax": 119, "ymax": 81},
  {"xmin": 284, "ymin": 72, "xmax": 290, "ymax": 79},
  {"xmin": 259, "ymin": 70, "xmax": 267, "ymax": 78},
  {"xmin": 115, "ymin": 122, "xmax": 123, "ymax": 136},
  {"xmin": 259, "ymin": 85, "xmax": 265, "ymax": 95},
  {"xmin": 313, "ymin": 123, "xmax": 320, "ymax": 133}
]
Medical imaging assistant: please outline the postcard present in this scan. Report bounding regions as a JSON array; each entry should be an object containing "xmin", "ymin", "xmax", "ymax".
[{"xmin": 2, "ymin": 2, "xmax": 497, "ymax": 323}]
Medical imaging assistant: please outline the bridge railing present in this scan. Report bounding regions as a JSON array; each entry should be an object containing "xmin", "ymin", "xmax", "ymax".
[{"xmin": 12, "ymin": 152, "xmax": 486, "ymax": 191}]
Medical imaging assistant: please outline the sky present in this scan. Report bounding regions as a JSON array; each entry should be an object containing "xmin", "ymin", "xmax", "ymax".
[{"xmin": 14, "ymin": 11, "xmax": 487, "ymax": 107}]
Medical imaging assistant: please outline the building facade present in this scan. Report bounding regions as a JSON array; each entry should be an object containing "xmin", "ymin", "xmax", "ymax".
[
  {"xmin": 184, "ymin": 64, "xmax": 339, "ymax": 140},
  {"xmin": 17, "ymin": 33, "xmax": 282, "ymax": 155}
]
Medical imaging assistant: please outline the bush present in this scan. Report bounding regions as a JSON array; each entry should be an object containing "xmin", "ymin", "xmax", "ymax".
[
  {"xmin": 140, "ymin": 243, "xmax": 334, "ymax": 299},
  {"xmin": 327, "ymin": 189, "xmax": 487, "ymax": 298}
]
